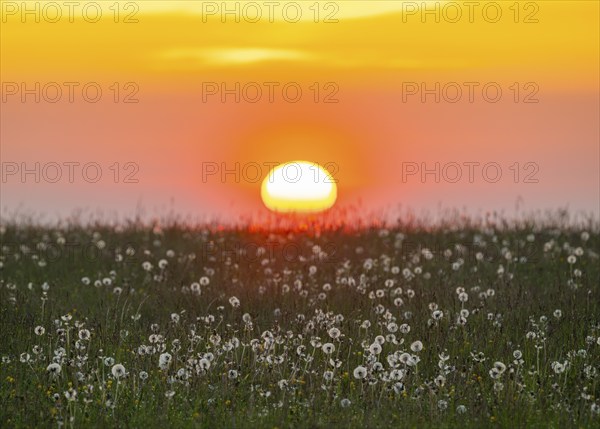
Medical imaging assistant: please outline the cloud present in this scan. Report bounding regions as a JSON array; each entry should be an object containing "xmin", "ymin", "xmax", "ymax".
[{"xmin": 160, "ymin": 47, "xmax": 313, "ymax": 66}]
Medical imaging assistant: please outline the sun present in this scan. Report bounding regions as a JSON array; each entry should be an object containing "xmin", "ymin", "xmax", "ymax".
[{"xmin": 261, "ymin": 161, "xmax": 337, "ymax": 213}]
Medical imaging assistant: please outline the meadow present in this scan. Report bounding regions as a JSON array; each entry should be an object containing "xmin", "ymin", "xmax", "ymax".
[{"xmin": 1, "ymin": 214, "xmax": 599, "ymax": 428}]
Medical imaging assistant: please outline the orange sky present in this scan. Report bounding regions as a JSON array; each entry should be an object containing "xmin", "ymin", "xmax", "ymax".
[{"xmin": 1, "ymin": 1, "xmax": 599, "ymax": 222}]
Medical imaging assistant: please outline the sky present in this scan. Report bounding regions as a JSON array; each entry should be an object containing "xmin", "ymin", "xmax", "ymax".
[{"xmin": 1, "ymin": 0, "xmax": 599, "ymax": 223}]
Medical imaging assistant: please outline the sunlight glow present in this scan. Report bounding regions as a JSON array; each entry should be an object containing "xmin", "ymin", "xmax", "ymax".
[{"xmin": 261, "ymin": 161, "xmax": 337, "ymax": 213}]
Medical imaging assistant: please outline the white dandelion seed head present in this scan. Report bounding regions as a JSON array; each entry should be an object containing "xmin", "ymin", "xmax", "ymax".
[
  {"xmin": 46, "ymin": 363, "xmax": 61, "ymax": 375},
  {"xmin": 393, "ymin": 382, "xmax": 405, "ymax": 394},
  {"xmin": 369, "ymin": 343, "xmax": 382, "ymax": 355},
  {"xmin": 111, "ymin": 364, "xmax": 126, "ymax": 379},
  {"xmin": 190, "ymin": 282, "xmax": 201, "ymax": 295},
  {"xmin": 322, "ymin": 343, "xmax": 335, "ymax": 355},
  {"xmin": 328, "ymin": 327, "xmax": 341, "ymax": 339},
  {"xmin": 199, "ymin": 358, "xmax": 211, "ymax": 371},
  {"xmin": 410, "ymin": 341, "xmax": 423, "ymax": 353},
  {"xmin": 353, "ymin": 365, "xmax": 367, "ymax": 380},
  {"xmin": 159, "ymin": 352, "xmax": 172, "ymax": 370},
  {"xmin": 390, "ymin": 369, "xmax": 404, "ymax": 381}
]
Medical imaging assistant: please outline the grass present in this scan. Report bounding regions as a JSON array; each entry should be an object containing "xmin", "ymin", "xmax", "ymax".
[{"xmin": 0, "ymin": 215, "xmax": 599, "ymax": 428}]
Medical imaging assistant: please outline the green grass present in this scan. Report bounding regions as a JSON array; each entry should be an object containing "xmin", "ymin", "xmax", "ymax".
[{"xmin": 0, "ymin": 218, "xmax": 599, "ymax": 428}]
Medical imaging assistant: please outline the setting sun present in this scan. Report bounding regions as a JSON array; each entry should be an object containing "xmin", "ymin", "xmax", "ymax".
[{"xmin": 261, "ymin": 161, "xmax": 337, "ymax": 213}]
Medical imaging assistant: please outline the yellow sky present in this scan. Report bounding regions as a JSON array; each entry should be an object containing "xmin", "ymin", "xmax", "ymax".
[{"xmin": 1, "ymin": 1, "xmax": 598, "ymax": 90}]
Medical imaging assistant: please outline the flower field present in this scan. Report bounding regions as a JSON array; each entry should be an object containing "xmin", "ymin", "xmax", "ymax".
[{"xmin": 1, "ymin": 218, "xmax": 599, "ymax": 428}]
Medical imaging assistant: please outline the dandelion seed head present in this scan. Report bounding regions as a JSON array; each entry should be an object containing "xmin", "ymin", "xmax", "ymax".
[
  {"xmin": 47, "ymin": 363, "xmax": 61, "ymax": 376},
  {"xmin": 353, "ymin": 365, "xmax": 367, "ymax": 380},
  {"xmin": 111, "ymin": 364, "xmax": 126, "ymax": 379},
  {"xmin": 410, "ymin": 341, "xmax": 423, "ymax": 353}
]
